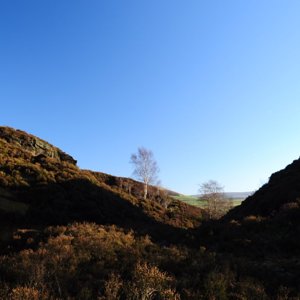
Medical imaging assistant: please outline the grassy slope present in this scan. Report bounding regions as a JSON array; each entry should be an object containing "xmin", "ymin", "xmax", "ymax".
[{"xmin": 173, "ymin": 194, "xmax": 243, "ymax": 208}]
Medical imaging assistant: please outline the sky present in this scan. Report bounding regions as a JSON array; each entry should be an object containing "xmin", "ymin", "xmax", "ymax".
[{"xmin": 1, "ymin": 1, "xmax": 300, "ymax": 194}]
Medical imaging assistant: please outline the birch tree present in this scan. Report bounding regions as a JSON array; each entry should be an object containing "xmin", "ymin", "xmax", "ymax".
[
  {"xmin": 199, "ymin": 180, "xmax": 232, "ymax": 219},
  {"xmin": 130, "ymin": 147, "xmax": 159, "ymax": 199}
]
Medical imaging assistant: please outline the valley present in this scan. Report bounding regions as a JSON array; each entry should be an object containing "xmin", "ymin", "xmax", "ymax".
[{"xmin": 0, "ymin": 127, "xmax": 299, "ymax": 299}]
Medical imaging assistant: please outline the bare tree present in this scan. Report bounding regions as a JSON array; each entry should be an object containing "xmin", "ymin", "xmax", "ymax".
[
  {"xmin": 130, "ymin": 147, "xmax": 159, "ymax": 199},
  {"xmin": 199, "ymin": 180, "xmax": 232, "ymax": 219}
]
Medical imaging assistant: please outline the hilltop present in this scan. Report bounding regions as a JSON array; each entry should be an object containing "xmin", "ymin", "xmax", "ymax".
[
  {"xmin": 227, "ymin": 157, "xmax": 300, "ymax": 219},
  {"xmin": 0, "ymin": 126, "xmax": 201, "ymax": 243}
]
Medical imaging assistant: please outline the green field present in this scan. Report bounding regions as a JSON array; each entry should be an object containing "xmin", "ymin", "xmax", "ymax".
[
  {"xmin": 228, "ymin": 199, "xmax": 243, "ymax": 207},
  {"xmin": 172, "ymin": 195, "xmax": 243, "ymax": 208},
  {"xmin": 171, "ymin": 195, "xmax": 204, "ymax": 207}
]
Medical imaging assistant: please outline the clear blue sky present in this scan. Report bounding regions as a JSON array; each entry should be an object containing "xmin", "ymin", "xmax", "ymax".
[{"xmin": 1, "ymin": 1, "xmax": 300, "ymax": 194}]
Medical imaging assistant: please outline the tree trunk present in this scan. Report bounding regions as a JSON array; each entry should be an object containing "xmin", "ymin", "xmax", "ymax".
[{"xmin": 143, "ymin": 183, "xmax": 148, "ymax": 199}]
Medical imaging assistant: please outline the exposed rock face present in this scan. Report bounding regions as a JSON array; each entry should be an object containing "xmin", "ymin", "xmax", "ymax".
[{"xmin": 0, "ymin": 127, "xmax": 77, "ymax": 165}]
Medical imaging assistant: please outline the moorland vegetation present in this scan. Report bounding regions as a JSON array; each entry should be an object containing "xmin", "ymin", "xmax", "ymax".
[{"xmin": 0, "ymin": 126, "xmax": 299, "ymax": 299}]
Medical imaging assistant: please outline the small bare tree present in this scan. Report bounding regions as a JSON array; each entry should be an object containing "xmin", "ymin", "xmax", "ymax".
[
  {"xmin": 199, "ymin": 180, "xmax": 232, "ymax": 219},
  {"xmin": 130, "ymin": 147, "xmax": 159, "ymax": 199}
]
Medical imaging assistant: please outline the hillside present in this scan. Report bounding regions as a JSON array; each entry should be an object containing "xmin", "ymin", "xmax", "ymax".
[
  {"xmin": 219, "ymin": 158, "xmax": 300, "ymax": 257},
  {"xmin": 173, "ymin": 192, "xmax": 251, "ymax": 208},
  {"xmin": 223, "ymin": 191, "xmax": 253, "ymax": 200},
  {"xmin": 1, "ymin": 126, "xmax": 300, "ymax": 299},
  {"xmin": 226, "ymin": 157, "xmax": 300, "ymax": 219},
  {"xmin": 194, "ymin": 158, "xmax": 300, "ymax": 295},
  {"xmin": 0, "ymin": 127, "xmax": 201, "ymax": 244}
]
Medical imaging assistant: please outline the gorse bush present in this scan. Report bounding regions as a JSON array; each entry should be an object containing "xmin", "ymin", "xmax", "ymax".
[
  {"xmin": 1, "ymin": 222, "xmax": 298, "ymax": 300},
  {"xmin": 0, "ymin": 223, "xmax": 180, "ymax": 299},
  {"xmin": 126, "ymin": 262, "xmax": 178, "ymax": 300}
]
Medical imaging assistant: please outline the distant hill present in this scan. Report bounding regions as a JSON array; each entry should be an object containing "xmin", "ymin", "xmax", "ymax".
[
  {"xmin": 223, "ymin": 191, "xmax": 253, "ymax": 199},
  {"xmin": 173, "ymin": 192, "xmax": 253, "ymax": 209},
  {"xmin": 193, "ymin": 191, "xmax": 253, "ymax": 199}
]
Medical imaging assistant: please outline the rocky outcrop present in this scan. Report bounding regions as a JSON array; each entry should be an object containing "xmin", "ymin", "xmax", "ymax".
[
  {"xmin": 0, "ymin": 127, "xmax": 76, "ymax": 165},
  {"xmin": 0, "ymin": 126, "xmax": 202, "ymax": 236}
]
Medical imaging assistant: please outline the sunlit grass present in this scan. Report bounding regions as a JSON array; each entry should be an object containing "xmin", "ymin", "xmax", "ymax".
[{"xmin": 172, "ymin": 195, "xmax": 243, "ymax": 208}]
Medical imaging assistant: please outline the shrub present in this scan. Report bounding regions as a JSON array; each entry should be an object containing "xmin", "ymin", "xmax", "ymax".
[
  {"xmin": 203, "ymin": 271, "xmax": 229, "ymax": 300},
  {"xmin": 232, "ymin": 278, "xmax": 268, "ymax": 300},
  {"xmin": 99, "ymin": 273, "xmax": 123, "ymax": 300},
  {"xmin": 126, "ymin": 261, "xmax": 179, "ymax": 300},
  {"xmin": 9, "ymin": 286, "xmax": 49, "ymax": 300}
]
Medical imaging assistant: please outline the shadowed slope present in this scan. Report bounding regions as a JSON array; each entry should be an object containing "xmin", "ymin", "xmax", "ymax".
[
  {"xmin": 0, "ymin": 126, "xmax": 202, "ymax": 246},
  {"xmin": 226, "ymin": 157, "xmax": 300, "ymax": 219}
]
